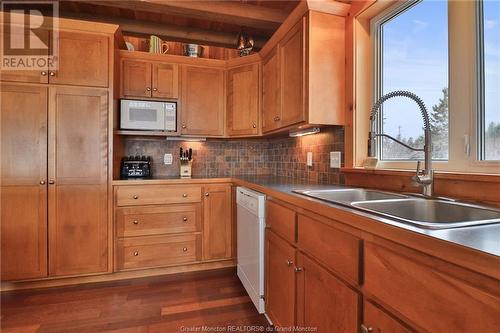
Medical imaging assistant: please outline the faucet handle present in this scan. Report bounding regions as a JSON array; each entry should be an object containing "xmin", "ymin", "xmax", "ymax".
[{"xmin": 415, "ymin": 160, "xmax": 424, "ymax": 176}]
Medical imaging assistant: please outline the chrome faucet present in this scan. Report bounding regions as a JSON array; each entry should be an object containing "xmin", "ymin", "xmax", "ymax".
[{"xmin": 368, "ymin": 90, "xmax": 434, "ymax": 196}]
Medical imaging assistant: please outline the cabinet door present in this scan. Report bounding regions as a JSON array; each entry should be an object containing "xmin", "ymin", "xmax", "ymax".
[
  {"xmin": 296, "ymin": 253, "xmax": 359, "ymax": 333},
  {"xmin": 48, "ymin": 86, "xmax": 109, "ymax": 276},
  {"xmin": 152, "ymin": 62, "xmax": 179, "ymax": 99},
  {"xmin": 0, "ymin": 30, "xmax": 49, "ymax": 83},
  {"xmin": 362, "ymin": 300, "xmax": 413, "ymax": 333},
  {"xmin": 202, "ymin": 184, "xmax": 232, "ymax": 260},
  {"xmin": 121, "ymin": 59, "xmax": 152, "ymax": 98},
  {"xmin": 181, "ymin": 66, "xmax": 225, "ymax": 136},
  {"xmin": 0, "ymin": 84, "xmax": 48, "ymax": 281},
  {"xmin": 279, "ymin": 20, "xmax": 306, "ymax": 128},
  {"xmin": 227, "ymin": 64, "xmax": 259, "ymax": 136},
  {"xmin": 262, "ymin": 48, "xmax": 281, "ymax": 133},
  {"xmin": 266, "ymin": 230, "xmax": 296, "ymax": 328},
  {"xmin": 50, "ymin": 31, "xmax": 108, "ymax": 87}
]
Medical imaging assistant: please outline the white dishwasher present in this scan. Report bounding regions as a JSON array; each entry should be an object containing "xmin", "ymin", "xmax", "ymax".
[{"xmin": 236, "ymin": 186, "xmax": 266, "ymax": 314}]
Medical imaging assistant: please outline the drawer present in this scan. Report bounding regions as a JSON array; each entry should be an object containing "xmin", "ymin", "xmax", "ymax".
[
  {"xmin": 116, "ymin": 234, "xmax": 201, "ymax": 271},
  {"xmin": 266, "ymin": 200, "xmax": 296, "ymax": 243},
  {"xmin": 116, "ymin": 204, "xmax": 201, "ymax": 237},
  {"xmin": 364, "ymin": 242, "xmax": 500, "ymax": 332},
  {"xmin": 298, "ymin": 214, "xmax": 361, "ymax": 284},
  {"xmin": 116, "ymin": 185, "xmax": 201, "ymax": 206}
]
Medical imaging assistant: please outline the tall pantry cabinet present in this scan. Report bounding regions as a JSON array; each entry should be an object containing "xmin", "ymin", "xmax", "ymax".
[{"xmin": 0, "ymin": 19, "xmax": 118, "ymax": 281}]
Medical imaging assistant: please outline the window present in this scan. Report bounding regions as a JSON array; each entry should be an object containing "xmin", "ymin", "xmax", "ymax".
[
  {"xmin": 479, "ymin": 0, "xmax": 500, "ymax": 161},
  {"xmin": 374, "ymin": 0, "xmax": 449, "ymax": 161}
]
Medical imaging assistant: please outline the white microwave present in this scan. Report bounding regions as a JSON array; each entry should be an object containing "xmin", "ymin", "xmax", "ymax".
[{"xmin": 120, "ymin": 99, "xmax": 176, "ymax": 132}]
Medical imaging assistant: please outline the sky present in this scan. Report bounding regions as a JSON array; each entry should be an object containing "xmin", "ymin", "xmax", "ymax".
[{"xmin": 380, "ymin": 0, "xmax": 500, "ymax": 139}]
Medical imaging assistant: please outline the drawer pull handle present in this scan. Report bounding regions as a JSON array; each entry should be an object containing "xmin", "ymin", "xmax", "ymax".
[
  {"xmin": 133, "ymin": 251, "xmax": 139, "ymax": 256},
  {"xmin": 49, "ymin": 71, "xmax": 56, "ymax": 77},
  {"xmin": 286, "ymin": 260, "xmax": 293, "ymax": 267},
  {"xmin": 133, "ymin": 195, "xmax": 139, "ymax": 199},
  {"xmin": 360, "ymin": 324, "xmax": 373, "ymax": 333},
  {"xmin": 133, "ymin": 220, "xmax": 139, "ymax": 225},
  {"xmin": 294, "ymin": 266, "xmax": 303, "ymax": 273},
  {"xmin": 183, "ymin": 217, "xmax": 188, "ymax": 222},
  {"xmin": 182, "ymin": 247, "xmax": 188, "ymax": 252},
  {"xmin": 182, "ymin": 193, "xmax": 188, "ymax": 198},
  {"xmin": 41, "ymin": 71, "xmax": 47, "ymax": 76},
  {"xmin": 146, "ymin": 87, "xmax": 151, "ymax": 91}
]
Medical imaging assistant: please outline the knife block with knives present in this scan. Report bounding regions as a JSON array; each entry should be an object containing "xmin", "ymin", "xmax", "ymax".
[{"xmin": 179, "ymin": 147, "xmax": 193, "ymax": 178}]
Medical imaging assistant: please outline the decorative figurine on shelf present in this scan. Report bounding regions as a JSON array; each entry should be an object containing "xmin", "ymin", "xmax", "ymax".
[
  {"xmin": 237, "ymin": 31, "xmax": 254, "ymax": 57},
  {"xmin": 179, "ymin": 147, "xmax": 193, "ymax": 178}
]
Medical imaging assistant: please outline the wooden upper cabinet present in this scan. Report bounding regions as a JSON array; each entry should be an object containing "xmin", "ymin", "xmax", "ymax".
[
  {"xmin": 279, "ymin": 20, "xmax": 305, "ymax": 128},
  {"xmin": 121, "ymin": 59, "xmax": 151, "ymax": 98},
  {"xmin": 226, "ymin": 63, "xmax": 260, "ymax": 136},
  {"xmin": 202, "ymin": 184, "xmax": 232, "ymax": 260},
  {"xmin": 152, "ymin": 62, "xmax": 179, "ymax": 99},
  {"xmin": 266, "ymin": 230, "xmax": 296, "ymax": 328},
  {"xmin": 362, "ymin": 301, "xmax": 413, "ymax": 333},
  {"xmin": 48, "ymin": 86, "xmax": 109, "ymax": 277},
  {"xmin": 0, "ymin": 84, "xmax": 48, "ymax": 281},
  {"xmin": 296, "ymin": 253, "xmax": 360, "ymax": 333},
  {"xmin": 181, "ymin": 65, "xmax": 225, "ymax": 136},
  {"xmin": 0, "ymin": 30, "xmax": 49, "ymax": 84},
  {"xmin": 262, "ymin": 48, "xmax": 281, "ymax": 133},
  {"xmin": 260, "ymin": 12, "xmax": 346, "ymax": 134},
  {"xmin": 50, "ymin": 31, "xmax": 109, "ymax": 87}
]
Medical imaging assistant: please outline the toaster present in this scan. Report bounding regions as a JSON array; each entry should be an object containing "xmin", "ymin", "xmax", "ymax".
[{"xmin": 120, "ymin": 155, "xmax": 152, "ymax": 179}]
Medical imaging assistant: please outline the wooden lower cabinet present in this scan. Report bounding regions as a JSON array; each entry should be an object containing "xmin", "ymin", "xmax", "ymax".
[
  {"xmin": 296, "ymin": 253, "xmax": 360, "ymax": 333},
  {"xmin": 202, "ymin": 184, "xmax": 233, "ymax": 260},
  {"xmin": 265, "ymin": 230, "xmax": 296, "ymax": 328},
  {"xmin": 48, "ymin": 87, "xmax": 109, "ymax": 276},
  {"xmin": 362, "ymin": 300, "xmax": 412, "ymax": 333},
  {"xmin": 0, "ymin": 84, "xmax": 48, "ymax": 281}
]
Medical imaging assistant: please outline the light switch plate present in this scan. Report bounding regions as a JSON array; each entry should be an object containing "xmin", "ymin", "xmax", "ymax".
[
  {"xmin": 330, "ymin": 151, "xmax": 341, "ymax": 168},
  {"xmin": 306, "ymin": 152, "xmax": 313, "ymax": 167},
  {"xmin": 164, "ymin": 153, "xmax": 173, "ymax": 165}
]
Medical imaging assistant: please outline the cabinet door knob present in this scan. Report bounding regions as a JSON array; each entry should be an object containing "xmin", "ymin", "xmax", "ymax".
[
  {"xmin": 275, "ymin": 116, "xmax": 280, "ymax": 122},
  {"xmin": 49, "ymin": 71, "xmax": 56, "ymax": 77},
  {"xmin": 41, "ymin": 71, "xmax": 47, "ymax": 76},
  {"xmin": 133, "ymin": 251, "xmax": 139, "ymax": 256},
  {"xmin": 182, "ymin": 193, "xmax": 188, "ymax": 198},
  {"xmin": 183, "ymin": 217, "xmax": 188, "ymax": 222},
  {"xmin": 252, "ymin": 123, "xmax": 257, "ymax": 128},
  {"xmin": 133, "ymin": 195, "xmax": 139, "ymax": 199},
  {"xmin": 294, "ymin": 266, "xmax": 303, "ymax": 273},
  {"xmin": 360, "ymin": 324, "xmax": 373, "ymax": 333},
  {"xmin": 286, "ymin": 260, "xmax": 293, "ymax": 266},
  {"xmin": 182, "ymin": 247, "xmax": 188, "ymax": 252},
  {"xmin": 133, "ymin": 220, "xmax": 139, "ymax": 225},
  {"xmin": 146, "ymin": 87, "xmax": 151, "ymax": 91},
  {"xmin": 48, "ymin": 180, "xmax": 55, "ymax": 184},
  {"xmin": 40, "ymin": 180, "xmax": 46, "ymax": 185},
  {"xmin": 153, "ymin": 88, "xmax": 158, "ymax": 92},
  {"xmin": 182, "ymin": 124, "xmax": 187, "ymax": 129},
  {"xmin": 204, "ymin": 192, "xmax": 209, "ymax": 197}
]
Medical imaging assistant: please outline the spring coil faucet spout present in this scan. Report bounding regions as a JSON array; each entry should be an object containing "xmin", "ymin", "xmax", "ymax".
[{"xmin": 368, "ymin": 90, "xmax": 434, "ymax": 196}]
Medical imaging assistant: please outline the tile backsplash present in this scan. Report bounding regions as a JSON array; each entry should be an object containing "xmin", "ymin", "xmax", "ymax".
[{"xmin": 122, "ymin": 126, "xmax": 345, "ymax": 184}]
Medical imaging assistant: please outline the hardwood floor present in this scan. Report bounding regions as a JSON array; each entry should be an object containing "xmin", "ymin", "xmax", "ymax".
[{"xmin": 0, "ymin": 268, "xmax": 270, "ymax": 333}]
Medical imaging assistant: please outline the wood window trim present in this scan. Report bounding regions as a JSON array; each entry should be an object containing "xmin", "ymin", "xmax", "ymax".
[{"xmin": 345, "ymin": 0, "xmax": 500, "ymax": 174}]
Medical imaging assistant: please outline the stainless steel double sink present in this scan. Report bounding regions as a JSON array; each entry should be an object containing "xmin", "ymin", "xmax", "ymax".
[{"xmin": 292, "ymin": 188, "xmax": 500, "ymax": 229}]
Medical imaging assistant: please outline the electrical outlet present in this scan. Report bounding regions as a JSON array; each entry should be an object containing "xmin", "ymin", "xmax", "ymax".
[
  {"xmin": 330, "ymin": 151, "xmax": 341, "ymax": 168},
  {"xmin": 164, "ymin": 153, "xmax": 173, "ymax": 165},
  {"xmin": 306, "ymin": 152, "xmax": 313, "ymax": 167}
]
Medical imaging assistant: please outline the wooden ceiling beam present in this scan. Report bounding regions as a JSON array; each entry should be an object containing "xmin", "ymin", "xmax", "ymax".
[
  {"xmin": 82, "ymin": 0, "xmax": 289, "ymax": 30},
  {"xmin": 59, "ymin": 11, "xmax": 267, "ymax": 49}
]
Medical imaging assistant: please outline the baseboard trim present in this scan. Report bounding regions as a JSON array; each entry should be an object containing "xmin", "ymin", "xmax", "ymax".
[{"xmin": 1, "ymin": 260, "xmax": 235, "ymax": 292}]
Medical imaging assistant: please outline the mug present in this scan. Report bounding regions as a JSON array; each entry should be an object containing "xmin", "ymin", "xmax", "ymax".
[{"xmin": 149, "ymin": 35, "xmax": 169, "ymax": 54}]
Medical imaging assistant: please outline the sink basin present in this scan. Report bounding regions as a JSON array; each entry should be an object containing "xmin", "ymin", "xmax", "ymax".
[
  {"xmin": 292, "ymin": 188, "xmax": 407, "ymax": 205},
  {"xmin": 352, "ymin": 199, "xmax": 500, "ymax": 229}
]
